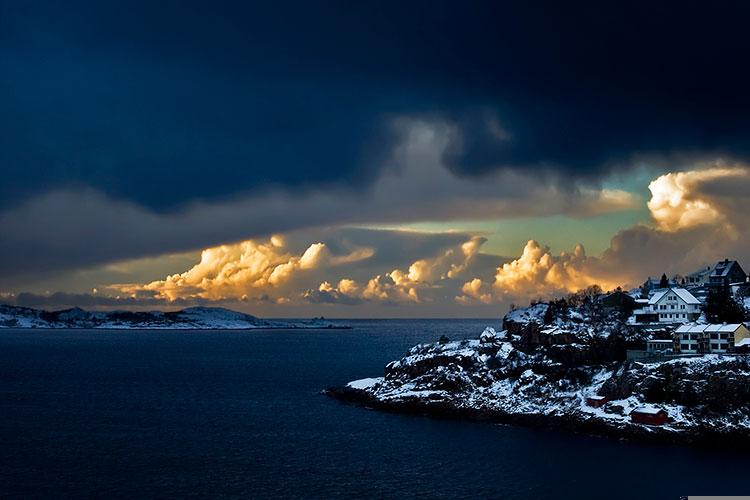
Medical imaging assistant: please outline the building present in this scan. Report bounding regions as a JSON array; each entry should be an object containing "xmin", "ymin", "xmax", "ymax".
[
  {"xmin": 632, "ymin": 287, "xmax": 701, "ymax": 325},
  {"xmin": 709, "ymin": 259, "xmax": 747, "ymax": 288},
  {"xmin": 673, "ymin": 323, "xmax": 750, "ymax": 354},
  {"xmin": 630, "ymin": 407, "xmax": 669, "ymax": 425},
  {"xmin": 703, "ymin": 324, "xmax": 747, "ymax": 353},
  {"xmin": 586, "ymin": 395, "xmax": 608, "ymax": 408},
  {"xmin": 641, "ymin": 276, "xmax": 676, "ymax": 296},
  {"xmin": 674, "ymin": 324, "xmax": 705, "ymax": 354},
  {"xmin": 646, "ymin": 339, "xmax": 673, "ymax": 353},
  {"xmin": 598, "ymin": 291, "xmax": 636, "ymax": 315},
  {"xmin": 685, "ymin": 266, "xmax": 712, "ymax": 287}
]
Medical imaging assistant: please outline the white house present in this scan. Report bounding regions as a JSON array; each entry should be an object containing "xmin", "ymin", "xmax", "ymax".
[
  {"xmin": 647, "ymin": 287, "xmax": 701, "ymax": 323},
  {"xmin": 704, "ymin": 324, "xmax": 749, "ymax": 353},
  {"xmin": 674, "ymin": 324, "xmax": 707, "ymax": 353},
  {"xmin": 674, "ymin": 323, "xmax": 750, "ymax": 353}
]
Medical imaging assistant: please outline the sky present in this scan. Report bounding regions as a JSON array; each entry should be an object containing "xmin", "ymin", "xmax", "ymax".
[{"xmin": 3, "ymin": 1, "xmax": 750, "ymax": 317}]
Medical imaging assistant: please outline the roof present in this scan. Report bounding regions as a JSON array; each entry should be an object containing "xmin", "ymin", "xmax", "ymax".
[
  {"xmin": 675, "ymin": 324, "xmax": 706, "ymax": 333},
  {"xmin": 710, "ymin": 259, "xmax": 745, "ymax": 278},
  {"xmin": 675, "ymin": 323, "xmax": 744, "ymax": 334},
  {"xmin": 735, "ymin": 338, "xmax": 750, "ymax": 347},
  {"xmin": 587, "ymin": 395, "xmax": 607, "ymax": 401},
  {"xmin": 631, "ymin": 406, "xmax": 665, "ymax": 415},
  {"xmin": 647, "ymin": 339, "xmax": 673, "ymax": 343},
  {"xmin": 649, "ymin": 287, "xmax": 700, "ymax": 305},
  {"xmin": 704, "ymin": 324, "xmax": 744, "ymax": 333}
]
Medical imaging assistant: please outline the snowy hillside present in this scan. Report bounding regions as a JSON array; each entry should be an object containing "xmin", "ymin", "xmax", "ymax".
[
  {"xmin": 0, "ymin": 304, "xmax": 346, "ymax": 330},
  {"xmin": 327, "ymin": 301, "xmax": 750, "ymax": 447}
]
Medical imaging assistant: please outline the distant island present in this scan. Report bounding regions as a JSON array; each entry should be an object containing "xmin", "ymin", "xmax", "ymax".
[
  {"xmin": 328, "ymin": 259, "xmax": 750, "ymax": 448},
  {"xmin": 0, "ymin": 304, "xmax": 349, "ymax": 330}
]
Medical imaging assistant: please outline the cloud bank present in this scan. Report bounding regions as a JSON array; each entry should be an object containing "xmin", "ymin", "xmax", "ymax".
[
  {"xmin": 0, "ymin": 118, "xmax": 636, "ymax": 281},
  {"xmin": 9, "ymin": 163, "xmax": 750, "ymax": 316}
]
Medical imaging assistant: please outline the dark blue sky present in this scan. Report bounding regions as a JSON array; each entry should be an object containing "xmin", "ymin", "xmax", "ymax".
[
  {"xmin": 4, "ymin": 1, "xmax": 750, "ymax": 315},
  {"xmin": 3, "ymin": 1, "xmax": 750, "ymax": 210}
]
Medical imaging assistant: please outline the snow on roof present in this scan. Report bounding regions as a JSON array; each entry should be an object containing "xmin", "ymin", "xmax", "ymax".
[
  {"xmin": 648, "ymin": 290, "xmax": 667, "ymax": 304},
  {"xmin": 710, "ymin": 260, "xmax": 741, "ymax": 277},
  {"xmin": 704, "ymin": 324, "xmax": 743, "ymax": 333},
  {"xmin": 648, "ymin": 287, "xmax": 700, "ymax": 305},
  {"xmin": 631, "ymin": 406, "xmax": 664, "ymax": 415},
  {"xmin": 672, "ymin": 288, "xmax": 701, "ymax": 304},
  {"xmin": 676, "ymin": 323, "xmax": 743, "ymax": 334},
  {"xmin": 587, "ymin": 395, "xmax": 607, "ymax": 401},
  {"xmin": 646, "ymin": 339, "xmax": 672, "ymax": 343},
  {"xmin": 735, "ymin": 338, "xmax": 750, "ymax": 347}
]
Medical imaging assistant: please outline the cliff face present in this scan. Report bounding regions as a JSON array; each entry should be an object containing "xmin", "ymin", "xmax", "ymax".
[{"xmin": 328, "ymin": 302, "xmax": 750, "ymax": 447}]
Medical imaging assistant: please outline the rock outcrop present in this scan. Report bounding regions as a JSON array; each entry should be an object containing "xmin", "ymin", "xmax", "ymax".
[{"xmin": 327, "ymin": 302, "xmax": 750, "ymax": 448}]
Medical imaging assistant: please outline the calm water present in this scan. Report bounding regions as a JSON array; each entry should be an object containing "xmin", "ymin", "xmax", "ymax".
[{"xmin": 1, "ymin": 319, "xmax": 749, "ymax": 499}]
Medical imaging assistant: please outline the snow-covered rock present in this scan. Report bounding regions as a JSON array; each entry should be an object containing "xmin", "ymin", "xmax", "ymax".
[{"xmin": 328, "ymin": 313, "xmax": 750, "ymax": 447}]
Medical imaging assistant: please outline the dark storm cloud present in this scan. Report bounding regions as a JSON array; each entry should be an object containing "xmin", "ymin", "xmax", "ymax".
[{"xmin": 3, "ymin": 1, "xmax": 750, "ymax": 210}]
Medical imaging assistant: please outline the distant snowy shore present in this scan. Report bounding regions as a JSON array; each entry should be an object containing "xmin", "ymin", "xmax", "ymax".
[
  {"xmin": 0, "ymin": 304, "xmax": 349, "ymax": 330},
  {"xmin": 327, "ymin": 300, "xmax": 750, "ymax": 448}
]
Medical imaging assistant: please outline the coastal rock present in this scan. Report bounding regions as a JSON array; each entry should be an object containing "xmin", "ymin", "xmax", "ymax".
[{"xmin": 329, "ymin": 302, "xmax": 750, "ymax": 447}]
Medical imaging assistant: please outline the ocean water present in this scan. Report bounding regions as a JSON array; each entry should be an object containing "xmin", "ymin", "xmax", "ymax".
[{"xmin": 1, "ymin": 319, "xmax": 749, "ymax": 499}]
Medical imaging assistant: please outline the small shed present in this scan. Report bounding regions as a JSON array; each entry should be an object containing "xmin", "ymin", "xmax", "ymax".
[
  {"xmin": 630, "ymin": 406, "xmax": 669, "ymax": 425},
  {"xmin": 585, "ymin": 395, "xmax": 609, "ymax": 408}
]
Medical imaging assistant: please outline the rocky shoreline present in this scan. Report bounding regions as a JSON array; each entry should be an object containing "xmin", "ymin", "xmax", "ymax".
[
  {"xmin": 325, "ymin": 383, "xmax": 750, "ymax": 449},
  {"xmin": 325, "ymin": 299, "xmax": 750, "ymax": 449}
]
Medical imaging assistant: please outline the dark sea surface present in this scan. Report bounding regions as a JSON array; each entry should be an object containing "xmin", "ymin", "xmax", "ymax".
[{"xmin": 1, "ymin": 319, "xmax": 749, "ymax": 499}]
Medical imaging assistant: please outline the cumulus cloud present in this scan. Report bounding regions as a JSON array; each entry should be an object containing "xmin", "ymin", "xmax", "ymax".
[
  {"xmin": 647, "ymin": 166, "xmax": 748, "ymax": 233},
  {"xmin": 456, "ymin": 240, "xmax": 623, "ymax": 304},
  {"xmin": 493, "ymin": 241, "xmax": 594, "ymax": 295},
  {"xmin": 304, "ymin": 236, "xmax": 490, "ymax": 305},
  {"xmin": 594, "ymin": 164, "xmax": 750, "ymax": 282},
  {"xmin": 112, "ymin": 237, "xmax": 373, "ymax": 302}
]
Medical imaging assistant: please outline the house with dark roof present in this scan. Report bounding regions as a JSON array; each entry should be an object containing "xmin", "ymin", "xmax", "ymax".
[
  {"xmin": 709, "ymin": 259, "xmax": 747, "ymax": 288},
  {"xmin": 598, "ymin": 290, "xmax": 636, "ymax": 314}
]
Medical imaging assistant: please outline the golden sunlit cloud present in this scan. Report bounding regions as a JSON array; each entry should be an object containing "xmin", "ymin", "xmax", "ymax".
[
  {"xmin": 647, "ymin": 166, "xmax": 747, "ymax": 233},
  {"xmin": 104, "ymin": 164, "xmax": 750, "ymax": 311},
  {"xmin": 112, "ymin": 237, "xmax": 373, "ymax": 302},
  {"xmin": 309, "ymin": 236, "xmax": 487, "ymax": 304},
  {"xmin": 492, "ymin": 240, "xmax": 610, "ymax": 296}
]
